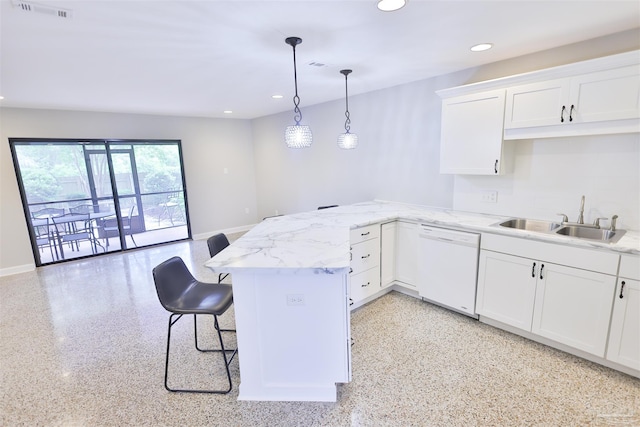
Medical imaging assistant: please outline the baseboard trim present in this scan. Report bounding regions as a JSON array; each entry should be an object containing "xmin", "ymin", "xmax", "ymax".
[{"xmin": 0, "ymin": 263, "xmax": 35, "ymax": 277}]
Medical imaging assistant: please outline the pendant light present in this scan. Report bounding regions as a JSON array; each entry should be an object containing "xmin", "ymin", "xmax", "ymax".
[
  {"xmin": 337, "ymin": 69, "xmax": 358, "ymax": 150},
  {"xmin": 284, "ymin": 37, "xmax": 313, "ymax": 148}
]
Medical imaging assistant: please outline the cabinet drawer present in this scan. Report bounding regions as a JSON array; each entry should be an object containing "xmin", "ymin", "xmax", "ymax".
[
  {"xmin": 351, "ymin": 238, "xmax": 380, "ymax": 275},
  {"xmin": 350, "ymin": 224, "xmax": 380, "ymax": 245},
  {"xmin": 350, "ymin": 266, "xmax": 380, "ymax": 303}
]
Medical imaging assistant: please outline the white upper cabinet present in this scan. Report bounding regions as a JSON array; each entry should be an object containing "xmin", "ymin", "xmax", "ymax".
[
  {"xmin": 505, "ymin": 65, "xmax": 640, "ymax": 135},
  {"xmin": 439, "ymin": 89, "xmax": 506, "ymax": 175},
  {"xmin": 570, "ymin": 65, "xmax": 640, "ymax": 124},
  {"xmin": 504, "ymin": 78, "xmax": 570, "ymax": 129},
  {"xmin": 438, "ymin": 51, "xmax": 639, "ymax": 167}
]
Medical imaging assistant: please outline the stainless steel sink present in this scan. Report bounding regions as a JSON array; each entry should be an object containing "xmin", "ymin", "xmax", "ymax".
[
  {"xmin": 555, "ymin": 226, "xmax": 626, "ymax": 243},
  {"xmin": 497, "ymin": 218, "xmax": 561, "ymax": 233}
]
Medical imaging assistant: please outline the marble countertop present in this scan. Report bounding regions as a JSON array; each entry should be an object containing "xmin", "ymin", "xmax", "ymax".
[{"xmin": 204, "ymin": 200, "xmax": 640, "ymax": 274}]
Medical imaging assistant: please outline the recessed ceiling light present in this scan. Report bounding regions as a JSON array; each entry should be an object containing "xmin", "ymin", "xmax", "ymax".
[
  {"xmin": 377, "ymin": 0, "xmax": 406, "ymax": 12},
  {"xmin": 272, "ymin": 95, "xmax": 283, "ymax": 99},
  {"xmin": 470, "ymin": 43, "xmax": 493, "ymax": 52},
  {"xmin": 223, "ymin": 110, "xmax": 233, "ymax": 114}
]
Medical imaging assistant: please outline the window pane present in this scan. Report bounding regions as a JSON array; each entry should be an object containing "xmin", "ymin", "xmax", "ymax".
[{"xmin": 14, "ymin": 144, "xmax": 91, "ymax": 204}]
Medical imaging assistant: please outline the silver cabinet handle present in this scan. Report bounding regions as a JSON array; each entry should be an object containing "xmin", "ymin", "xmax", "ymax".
[
  {"xmin": 620, "ymin": 281, "xmax": 626, "ymax": 299},
  {"xmin": 361, "ymin": 254, "xmax": 370, "ymax": 259},
  {"xmin": 569, "ymin": 105, "xmax": 574, "ymax": 122},
  {"xmin": 539, "ymin": 264, "xmax": 545, "ymax": 280},
  {"xmin": 361, "ymin": 231, "xmax": 370, "ymax": 236},
  {"xmin": 494, "ymin": 159, "xmax": 498, "ymax": 174},
  {"xmin": 561, "ymin": 105, "xmax": 566, "ymax": 123}
]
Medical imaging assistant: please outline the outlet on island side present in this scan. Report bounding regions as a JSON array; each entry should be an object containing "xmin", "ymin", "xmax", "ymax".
[
  {"xmin": 481, "ymin": 191, "xmax": 498, "ymax": 203},
  {"xmin": 286, "ymin": 294, "xmax": 305, "ymax": 306}
]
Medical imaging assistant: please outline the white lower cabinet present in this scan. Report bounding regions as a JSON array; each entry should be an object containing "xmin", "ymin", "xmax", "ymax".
[
  {"xmin": 477, "ymin": 234, "xmax": 619, "ymax": 358},
  {"xmin": 606, "ymin": 255, "xmax": 640, "ymax": 371},
  {"xmin": 395, "ymin": 221, "xmax": 418, "ymax": 287},
  {"xmin": 349, "ymin": 224, "xmax": 381, "ymax": 309},
  {"xmin": 531, "ymin": 263, "xmax": 616, "ymax": 357},
  {"xmin": 476, "ymin": 250, "xmax": 537, "ymax": 330},
  {"xmin": 350, "ymin": 266, "xmax": 380, "ymax": 304},
  {"xmin": 380, "ymin": 222, "xmax": 397, "ymax": 288}
]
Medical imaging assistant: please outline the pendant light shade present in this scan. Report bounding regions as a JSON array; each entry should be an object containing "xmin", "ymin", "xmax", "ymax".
[
  {"xmin": 284, "ymin": 37, "xmax": 312, "ymax": 148},
  {"xmin": 337, "ymin": 69, "xmax": 358, "ymax": 150}
]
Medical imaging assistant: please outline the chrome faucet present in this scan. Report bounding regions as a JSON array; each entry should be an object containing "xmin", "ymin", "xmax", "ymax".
[
  {"xmin": 610, "ymin": 215, "xmax": 618, "ymax": 231},
  {"xmin": 577, "ymin": 195, "xmax": 585, "ymax": 224},
  {"xmin": 592, "ymin": 217, "xmax": 608, "ymax": 229}
]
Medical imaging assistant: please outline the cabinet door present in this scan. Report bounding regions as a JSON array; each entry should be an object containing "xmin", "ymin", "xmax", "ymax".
[
  {"xmin": 504, "ymin": 78, "xmax": 570, "ymax": 129},
  {"xmin": 395, "ymin": 221, "xmax": 418, "ymax": 287},
  {"xmin": 607, "ymin": 278, "xmax": 640, "ymax": 370},
  {"xmin": 476, "ymin": 250, "xmax": 537, "ymax": 331},
  {"xmin": 380, "ymin": 222, "xmax": 397, "ymax": 288},
  {"xmin": 532, "ymin": 262, "xmax": 615, "ymax": 357},
  {"xmin": 440, "ymin": 89, "xmax": 505, "ymax": 175},
  {"xmin": 570, "ymin": 65, "xmax": 640, "ymax": 124}
]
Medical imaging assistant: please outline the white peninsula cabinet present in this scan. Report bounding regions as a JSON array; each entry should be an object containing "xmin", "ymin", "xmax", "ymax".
[
  {"xmin": 349, "ymin": 224, "xmax": 381, "ymax": 309},
  {"xmin": 439, "ymin": 89, "xmax": 506, "ymax": 175},
  {"xmin": 607, "ymin": 254, "xmax": 640, "ymax": 371},
  {"xmin": 476, "ymin": 233, "xmax": 619, "ymax": 357}
]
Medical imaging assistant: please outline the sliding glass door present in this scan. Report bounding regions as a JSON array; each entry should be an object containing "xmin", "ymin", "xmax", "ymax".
[{"xmin": 10, "ymin": 139, "xmax": 190, "ymax": 266}]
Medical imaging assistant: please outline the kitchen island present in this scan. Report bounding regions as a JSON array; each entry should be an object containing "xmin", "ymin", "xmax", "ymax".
[{"xmin": 205, "ymin": 200, "xmax": 640, "ymax": 401}]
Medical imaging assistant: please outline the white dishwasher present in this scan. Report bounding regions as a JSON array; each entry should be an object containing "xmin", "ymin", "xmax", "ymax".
[{"xmin": 417, "ymin": 224, "xmax": 480, "ymax": 317}]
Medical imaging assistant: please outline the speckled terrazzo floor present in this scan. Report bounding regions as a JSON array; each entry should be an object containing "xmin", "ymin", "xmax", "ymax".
[{"xmin": 1, "ymin": 238, "xmax": 639, "ymax": 426}]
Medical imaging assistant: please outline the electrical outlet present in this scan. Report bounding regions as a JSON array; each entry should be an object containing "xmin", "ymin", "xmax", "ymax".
[
  {"xmin": 481, "ymin": 191, "xmax": 498, "ymax": 203},
  {"xmin": 286, "ymin": 294, "xmax": 305, "ymax": 306}
]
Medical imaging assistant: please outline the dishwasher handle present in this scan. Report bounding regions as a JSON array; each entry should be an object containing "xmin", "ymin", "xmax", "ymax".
[{"xmin": 419, "ymin": 225, "xmax": 480, "ymax": 247}]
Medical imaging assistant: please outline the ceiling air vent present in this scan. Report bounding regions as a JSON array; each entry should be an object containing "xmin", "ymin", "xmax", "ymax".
[{"xmin": 11, "ymin": 0, "xmax": 72, "ymax": 19}]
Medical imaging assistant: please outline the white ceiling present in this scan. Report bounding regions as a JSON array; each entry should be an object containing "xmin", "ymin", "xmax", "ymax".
[{"xmin": 1, "ymin": 0, "xmax": 639, "ymax": 119}]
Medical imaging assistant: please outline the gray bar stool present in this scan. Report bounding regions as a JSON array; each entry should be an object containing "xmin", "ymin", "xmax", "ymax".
[{"xmin": 152, "ymin": 256, "xmax": 237, "ymax": 394}]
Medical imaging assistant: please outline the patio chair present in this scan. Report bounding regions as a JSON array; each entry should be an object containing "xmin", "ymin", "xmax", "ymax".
[
  {"xmin": 32, "ymin": 207, "xmax": 65, "ymax": 218},
  {"xmin": 70, "ymin": 204, "xmax": 97, "ymax": 214},
  {"xmin": 102, "ymin": 205, "xmax": 137, "ymax": 248},
  {"xmin": 32, "ymin": 217, "xmax": 57, "ymax": 261},
  {"xmin": 51, "ymin": 213, "xmax": 100, "ymax": 258},
  {"xmin": 152, "ymin": 256, "xmax": 237, "ymax": 393}
]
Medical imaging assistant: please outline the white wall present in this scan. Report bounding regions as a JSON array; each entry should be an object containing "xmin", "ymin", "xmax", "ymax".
[
  {"xmin": 251, "ymin": 76, "xmax": 455, "ymax": 219},
  {"xmin": 453, "ymin": 134, "xmax": 640, "ymax": 231},
  {"xmin": 251, "ymin": 29, "xmax": 640, "ymax": 223},
  {"xmin": 0, "ymin": 108, "xmax": 257, "ymax": 273},
  {"xmin": 1, "ymin": 29, "xmax": 638, "ymax": 274}
]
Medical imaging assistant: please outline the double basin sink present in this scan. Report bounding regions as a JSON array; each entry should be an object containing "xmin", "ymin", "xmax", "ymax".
[{"xmin": 496, "ymin": 218, "xmax": 626, "ymax": 244}]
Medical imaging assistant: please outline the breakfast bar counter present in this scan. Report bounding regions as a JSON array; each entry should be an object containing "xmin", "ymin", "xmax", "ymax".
[{"xmin": 205, "ymin": 200, "xmax": 639, "ymax": 401}]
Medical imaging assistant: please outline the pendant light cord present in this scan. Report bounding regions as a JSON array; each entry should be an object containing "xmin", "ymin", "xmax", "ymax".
[
  {"xmin": 291, "ymin": 43, "xmax": 302, "ymax": 125},
  {"xmin": 341, "ymin": 69, "xmax": 353, "ymax": 133}
]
